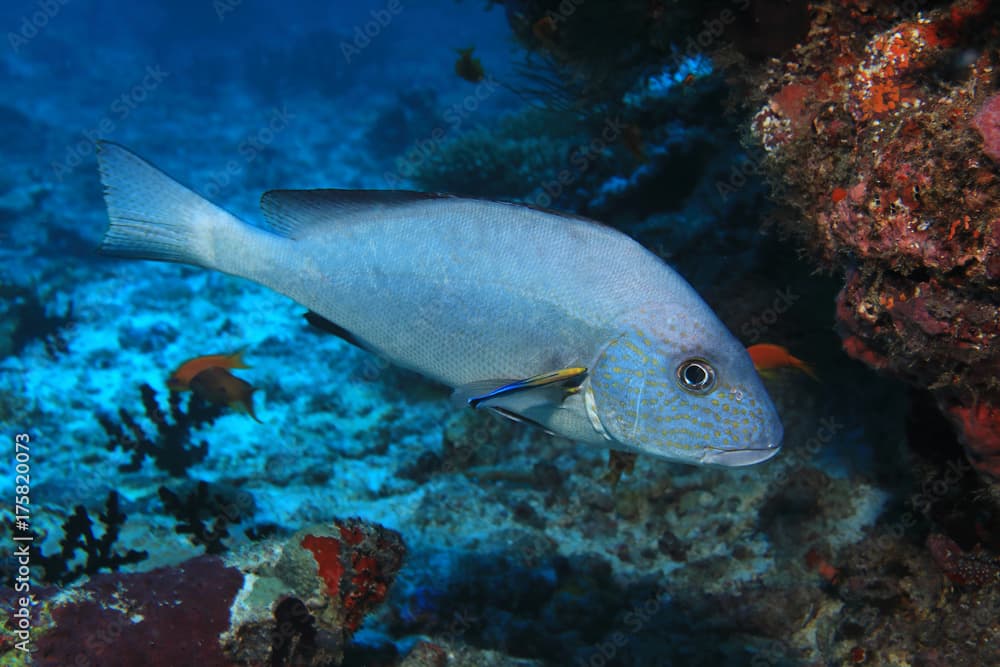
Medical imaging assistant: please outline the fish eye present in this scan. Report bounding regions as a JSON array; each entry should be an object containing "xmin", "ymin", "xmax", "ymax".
[{"xmin": 676, "ymin": 359, "xmax": 716, "ymax": 394}]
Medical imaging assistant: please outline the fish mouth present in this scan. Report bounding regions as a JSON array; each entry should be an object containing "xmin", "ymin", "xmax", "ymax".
[{"xmin": 701, "ymin": 443, "xmax": 781, "ymax": 467}]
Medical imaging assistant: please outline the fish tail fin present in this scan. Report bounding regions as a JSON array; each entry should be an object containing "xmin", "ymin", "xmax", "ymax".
[
  {"xmin": 235, "ymin": 389, "xmax": 262, "ymax": 423},
  {"xmin": 229, "ymin": 348, "xmax": 251, "ymax": 369},
  {"xmin": 796, "ymin": 360, "xmax": 820, "ymax": 382},
  {"xmin": 96, "ymin": 142, "xmax": 247, "ymax": 270}
]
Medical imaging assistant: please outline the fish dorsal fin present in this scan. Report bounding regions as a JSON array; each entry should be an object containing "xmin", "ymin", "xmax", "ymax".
[{"xmin": 260, "ymin": 189, "xmax": 456, "ymax": 238}]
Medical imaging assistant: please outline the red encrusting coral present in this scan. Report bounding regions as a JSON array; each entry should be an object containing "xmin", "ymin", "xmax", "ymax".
[
  {"xmin": 302, "ymin": 534, "xmax": 345, "ymax": 599},
  {"xmin": 750, "ymin": 0, "xmax": 1000, "ymax": 481},
  {"xmin": 946, "ymin": 402, "xmax": 1000, "ymax": 478},
  {"xmin": 927, "ymin": 533, "xmax": 1000, "ymax": 587},
  {"xmin": 300, "ymin": 518, "xmax": 406, "ymax": 633}
]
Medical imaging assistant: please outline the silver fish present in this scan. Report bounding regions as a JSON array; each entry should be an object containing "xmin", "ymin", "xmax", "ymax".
[{"xmin": 96, "ymin": 142, "xmax": 782, "ymax": 467}]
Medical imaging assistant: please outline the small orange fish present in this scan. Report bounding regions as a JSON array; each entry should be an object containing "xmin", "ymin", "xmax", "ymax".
[
  {"xmin": 532, "ymin": 15, "xmax": 558, "ymax": 43},
  {"xmin": 454, "ymin": 47, "xmax": 485, "ymax": 84},
  {"xmin": 167, "ymin": 350, "xmax": 250, "ymax": 391},
  {"xmin": 188, "ymin": 366, "xmax": 260, "ymax": 423},
  {"xmin": 622, "ymin": 124, "xmax": 647, "ymax": 163},
  {"xmin": 746, "ymin": 343, "xmax": 818, "ymax": 381}
]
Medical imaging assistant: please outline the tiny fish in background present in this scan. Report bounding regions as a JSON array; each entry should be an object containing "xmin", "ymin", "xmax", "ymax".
[
  {"xmin": 167, "ymin": 351, "xmax": 260, "ymax": 421},
  {"xmin": 188, "ymin": 366, "xmax": 261, "ymax": 423},
  {"xmin": 167, "ymin": 350, "xmax": 249, "ymax": 391},
  {"xmin": 747, "ymin": 343, "xmax": 818, "ymax": 381},
  {"xmin": 621, "ymin": 124, "xmax": 648, "ymax": 164},
  {"xmin": 454, "ymin": 47, "xmax": 485, "ymax": 83},
  {"xmin": 532, "ymin": 15, "xmax": 558, "ymax": 44},
  {"xmin": 97, "ymin": 143, "xmax": 783, "ymax": 467}
]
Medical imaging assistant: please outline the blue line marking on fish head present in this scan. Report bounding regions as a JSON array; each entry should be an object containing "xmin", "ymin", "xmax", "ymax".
[{"xmin": 588, "ymin": 326, "xmax": 783, "ymax": 467}]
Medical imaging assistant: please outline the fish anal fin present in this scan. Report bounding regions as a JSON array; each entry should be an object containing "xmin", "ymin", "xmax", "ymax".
[
  {"xmin": 487, "ymin": 407, "xmax": 556, "ymax": 436},
  {"xmin": 304, "ymin": 311, "xmax": 370, "ymax": 351}
]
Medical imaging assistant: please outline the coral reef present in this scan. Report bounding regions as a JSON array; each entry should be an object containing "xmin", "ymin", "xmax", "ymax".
[
  {"xmin": 403, "ymin": 107, "xmax": 587, "ymax": 201},
  {"xmin": 230, "ymin": 517, "xmax": 406, "ymax": 665},
  {"xmin": 747, "ymin": 0, "xmax": 1000, "ymax": 480},
  {"xmin": 97, "ymin": 382, "xmax": 224, "ymax": 477},
  {"xmin": 5, "ymin": 517, "xmax": 405, "ymax": 667},
  {"xmin": 495, "ymin": 0, "xmax": 813, "ymax": 117},
  {"xmin": 11, "ymin": 1, "xmax": 1000, "ymax": 664}
]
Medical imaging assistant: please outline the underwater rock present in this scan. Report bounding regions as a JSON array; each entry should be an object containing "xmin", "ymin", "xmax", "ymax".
[
  {"xmin": 12, "ymin": 517, "xmax": 405, "ymax": 667},
  {"xmin": 747, "ymin": 0, "xmax": 1000, "ymax": 481},
  {"xmin": 28, "ymin": 555, "xmax": 242, "ymax": 667}
]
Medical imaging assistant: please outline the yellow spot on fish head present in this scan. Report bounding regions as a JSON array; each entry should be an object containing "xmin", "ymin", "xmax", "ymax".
[{"xmin": 588, "ymin": 327, "xmax": 784, "ymax": 466}]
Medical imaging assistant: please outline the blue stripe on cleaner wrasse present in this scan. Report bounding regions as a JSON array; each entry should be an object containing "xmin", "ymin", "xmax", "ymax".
[{"xmin": 95, "ymin": 142, "xmax": 783, "ymax": 467}]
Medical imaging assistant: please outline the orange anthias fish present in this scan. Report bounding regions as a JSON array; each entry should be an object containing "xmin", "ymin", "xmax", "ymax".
[
  {"xmin": 746, "ymin": 343, "xmax": 818, "ymax": 381},
  {"xmin": 454, "ymin": 47, "xmax": 485, "ymax": 83},
  {"xmin": 188, "ymin": 366, "xmax": 261, "ymax": 423},
  {"xmin": 167, "ymin": 350, "xmax": 249, "ymax": 391}
]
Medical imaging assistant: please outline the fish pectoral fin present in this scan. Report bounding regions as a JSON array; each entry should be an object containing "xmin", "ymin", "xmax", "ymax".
[{"xmin": 455, "ymin": 367, "xmax": 588, "ymax": 411}]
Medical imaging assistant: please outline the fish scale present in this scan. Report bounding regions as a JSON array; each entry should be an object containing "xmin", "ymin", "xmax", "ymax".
[{"xmin": 96, "ymin": 142, "xmax": 783, "ymax": 467}]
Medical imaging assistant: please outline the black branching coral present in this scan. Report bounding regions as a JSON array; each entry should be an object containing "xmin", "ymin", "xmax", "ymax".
[
  {"xmin": 33, "ymin": 491, "xmax": 148, "ymax": 585},
  {"xmin": 158, "ymin": 482, "xmax": 248, "ymax": 555},
  {"xmin": 98, "ymin": 383, "xmax": 225, "ymax": 477}
]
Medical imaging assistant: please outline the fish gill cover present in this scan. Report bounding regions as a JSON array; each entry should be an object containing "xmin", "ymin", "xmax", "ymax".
[{"xmin": 1, "ymin": 1, "xmax": 999, "ymax": 666}]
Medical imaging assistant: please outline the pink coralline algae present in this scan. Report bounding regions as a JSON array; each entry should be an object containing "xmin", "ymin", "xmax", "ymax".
[
  {"xmin": 973, "ymin": 93, "xmax": 1000, "ymax": 161},
  {"xmin": 750, "ymin": 0, "xmax": 1000, "ymax": 481}
]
